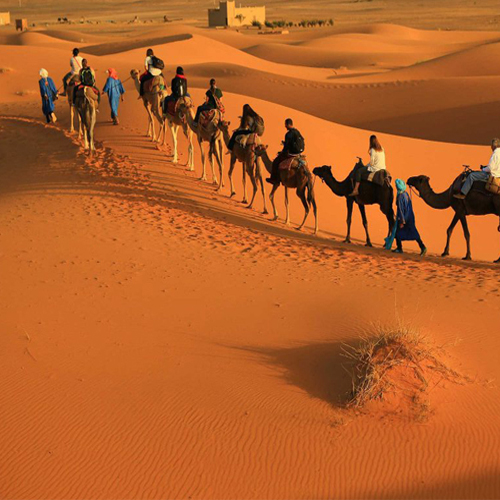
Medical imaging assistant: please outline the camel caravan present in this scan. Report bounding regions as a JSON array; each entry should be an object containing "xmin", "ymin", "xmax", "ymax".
[{"xmin": 39, "ymin": 46, "xmax": 500, "ymax": 263}]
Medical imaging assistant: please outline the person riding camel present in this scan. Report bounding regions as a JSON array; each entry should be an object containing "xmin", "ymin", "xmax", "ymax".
[
  {"xmin": 163, "ymin": 66, "xmax": 189, "ymax": 114},
  {"xmin": 193, "ymin": 78, "xmax": 223, "ymax": 126},
  {"xmin": 350, "ymin": 134, "xmax": 386, "ymax": 196},
  {"xmin": 228, "ymin": 104, "xmax": 263, "ymax": 151},
  {"xmin": 73, "ymin": 59, "xmax": 100, "ymax": 104},
  {"xmin": 60, "ymin": 47, "xmax": 83, "ymax": 96},
  {"xmin": 454, "ymin": 138, "xmax": 500, "ymax": 199},
  {"xmin": 266, "ymin": 118, "xmax": 304, "ymax": 185},
  {"xmin": 140, "ymin": 48, "xmax": 163, "ymax": 96}
]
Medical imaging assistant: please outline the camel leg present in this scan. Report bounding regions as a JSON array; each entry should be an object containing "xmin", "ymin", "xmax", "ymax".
[
  {"xmin": 208, "ymin": 146, "xmax": 218, "ymax": 186},
  {"xmin": 269, "ymin": 184, "xmax": 279, "ymax": 221},
  {"xmin": 69, "ymin": 105, "xmax": 74, "ymax": 134},
  {"xmin": 213, "ymin": 140, "xmax": 224, "ymax": 191},
  {"xmin": 247, "ymin": 169, "xmax": 258, "ymax": 209},
  {"xmin": 90, "ymin": 105, "xmax": 97, "ymax": 153},
  {"xmin": 460, "ymin": 216, "xmax": 472, "ymax": 260},
  {"xmin": 170, "ymin": 123, "xmax": 179, "ymax": 163},
  {"xmin": 296, "ymin": 187, "xmax": 309, "ymax": 231},
  {"xmin": 255, "ymin": 157, "xmax": 268, "ymax": 215},
  {"xmin": 285, "ymin": 187, "xmax": 290, "ymax": 226},
  {"xmin": 186, "ymin": 128, "xmax": 195, "ymax": 171},
  {"xmin": 228, "ymin": 156, "xmax": 237, "ymax": 198},
  {"xmin": 199, "ymin": 138, "xmax": 208, "ymax": 182},
  {"xmin": 442, "ymin": 213, "xmax": 460, "ymax": 257},
  {"xmin": 312, "ymin": 196, "xmax": 318, "ymax": 235},
  {"xmin": 345, "ymin": 198, "xmax": 354, "ymax": 243},
  {"xmin": 242, "ymin": 163, "xmax": 248, "ymax": 204},
  {"xmin": 359, "ymin": 204, "xmax": 372, "ymax": 247}
]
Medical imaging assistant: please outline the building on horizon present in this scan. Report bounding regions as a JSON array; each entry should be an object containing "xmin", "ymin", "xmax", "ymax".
[
  {"xmin": 0, "ymin": 12, "xmax": 11, "ymax": 26},
  {"xmin": 208, "ymin": 1, "xmax": 265, "ymax": 28}
]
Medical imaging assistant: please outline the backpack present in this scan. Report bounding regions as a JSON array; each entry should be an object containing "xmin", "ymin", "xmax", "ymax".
[
  {"xmin": 293, "ymin": 132, "xmax": 305, "ymax": 154},
  {"xmin": 151, "ymin": 56, "xmax": 164, "ymax": 70},
  {"xmin": 81, "ymin": 68, "xmax": 94, "ymax": 87}
]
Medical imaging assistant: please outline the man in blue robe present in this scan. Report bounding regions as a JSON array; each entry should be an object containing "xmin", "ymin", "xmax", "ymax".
[
  {"xmin": 103, "ymin": 68, "xmax": 125, "ymax": 125},
  {"xmin": 38, "ymin": 68, "xmax": 58, "ymax": 123},
  {"xmin": 393, "ymin": 179, "xmax": 427, "ymax": 256}
]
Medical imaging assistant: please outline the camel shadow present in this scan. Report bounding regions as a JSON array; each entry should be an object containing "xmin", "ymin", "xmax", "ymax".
[{"xmin": 229, "ymin": 340, "xmax": 357, "ymax": 408}]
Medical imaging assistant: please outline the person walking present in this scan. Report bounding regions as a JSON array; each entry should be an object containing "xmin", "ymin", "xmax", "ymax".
[
  {"xmin": 393, "ymin": 179, "xmax": 427, "ymax": 256},
  {"xmin": 103, "ymin": 68, "xmax": 125, "ymax": 125},
  {"xmin": 38, "ymin": 68, "xmax": 58, "ymax": 124}
]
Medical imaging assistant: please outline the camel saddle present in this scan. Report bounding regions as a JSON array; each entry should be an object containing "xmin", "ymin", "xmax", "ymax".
[
  {"xmin": 236, "ymin": 132, "xmax": 261, "ymax": 149},
  {"xmin": 452, "ymin": 172, "xmax": 491, "ymax": 196},
  {"xmin": 359, "ymin": 168, "xmax": 391, "ymax": 186},
  {"xmin": 144, "ymin": 75, "xmax": 165, "ymax": 94},
  {"xmin": 75, "ymin": 85, "xmax": 99, "ymax": 102},
  {"xmin": 279, "ymin": 154, "xmax": 306, "ymax": 171},
  {"xmin": 166, "ymin": 96, "xmax": 192, "ymax": 117},
  {"xmin": 200, "ymin": 109, "xmax": 220, "ymax": 129}
]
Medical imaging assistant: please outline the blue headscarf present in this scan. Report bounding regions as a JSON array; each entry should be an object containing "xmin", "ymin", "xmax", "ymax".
[{"xmin": 395, "ymin": 179, "xmax": 406, "ymax": 193}]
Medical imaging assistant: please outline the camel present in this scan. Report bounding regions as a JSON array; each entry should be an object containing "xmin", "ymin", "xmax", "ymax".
[
  {"xmin": 254, "ymin": 145, "xmax": 318, "ymax": 234},
  {"xmin": 160, "ymin": 96, "xmax": 194, "ymax": 171},
  {"xmin": 218, "ymin": 121, "xmax": 268, "ymax": 214},
  {"xmin": 74, "ymin": 86, "xmax": 99, "ymax": 154},
  {"xmin": 313, "ymin": 160, "xmax": 395, "ymax": 246},
  {"xmin": 178, "ymin": 100, "xmax": 225, "ymax": 191},
  {"xmin": 66, "ymin": 76, "xmax": 82, "ymax": 137},
  {"xmin": 407, "ymin": 175, "xmax": 500, "ymax": 262},
  {"xmin": 130, "ymin": 69, "xmax": 166, "ymax": 142}
]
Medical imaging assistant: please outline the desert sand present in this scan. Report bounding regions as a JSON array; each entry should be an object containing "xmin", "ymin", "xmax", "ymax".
[{"xmin": 0, "ymin": 11, "xmax": 500, "ymax": 500}]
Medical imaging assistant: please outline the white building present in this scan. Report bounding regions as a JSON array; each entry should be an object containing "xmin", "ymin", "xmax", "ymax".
[{"xmin": 208, "ymin": 1, "xmax": 265, "ymax": 28}]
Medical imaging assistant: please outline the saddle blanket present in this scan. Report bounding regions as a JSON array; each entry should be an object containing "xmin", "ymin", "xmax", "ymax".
[
  {"xmin": 279, "ymin": 155, "xmax": 305, "ymax": 171},
  {"xmin": 200, "ymin": 109, "xmax": 219, "ymax": 128},
  {"xmin": 144, "ymin": 76, "xmax": 164, "ymax": 94},
  {"xmin": 362, "ymin": 169, "xmax": 391, "ymax": 186},
  {"xmin": 452, "ymin": 172, "xmax": 490, "ymax": 195},
  {"xmin": 75, "ymin": 85, "xmax": 99, "ymax": 101},
  {"xmin": 236, "ymin": 133, "xmax": 261, "ymax": 149}
]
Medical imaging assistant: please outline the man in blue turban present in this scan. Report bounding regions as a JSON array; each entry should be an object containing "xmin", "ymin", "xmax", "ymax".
[{"xmin": 392, "ymin": 179, "xmax": 427, "ymax": 255}]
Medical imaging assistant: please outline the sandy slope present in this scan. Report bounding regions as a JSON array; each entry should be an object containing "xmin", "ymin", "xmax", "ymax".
[{"xmin": 1, "ymin": 20, "xmax": 500, "ymax": 499}]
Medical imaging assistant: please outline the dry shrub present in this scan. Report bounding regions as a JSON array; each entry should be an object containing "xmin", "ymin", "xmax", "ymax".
[
  {"xmin": 15, "ymin": 89, "xmax": 36, "ymax": 96},
  {"xmin": 0, "ymin": 67, "xmax": 12, "ymax": 74},
  {"xmin": 342, "ymin": 326, "xmax": 469, "ymax": 421}
]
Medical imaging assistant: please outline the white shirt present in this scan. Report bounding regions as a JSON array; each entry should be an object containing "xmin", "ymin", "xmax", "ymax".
[
  {"xmin": 366, "ymin": 148, "xmax": 386, "ymax": 172},
  {"xmin": 70, "ymin": 56, "xmax": 83, "ymax": 75},
  {"xmin": 144, "ymin": 56, "xmax": 162, "ymax": 77},
  {"xmin": 484, "ymin": 148, "xmax": 500, "ymax": 177}
]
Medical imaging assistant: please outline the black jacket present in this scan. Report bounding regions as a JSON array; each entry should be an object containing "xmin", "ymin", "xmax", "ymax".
[
  {"xmin": 283, "ymin": 128, "xmax": 303, "ymax": 155},
  {"xmin": 171, "ymin": 76, "xmax": 188, "ymax": 99}
]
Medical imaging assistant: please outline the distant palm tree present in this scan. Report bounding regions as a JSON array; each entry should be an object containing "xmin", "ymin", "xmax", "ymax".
[{"xmin": 235, "ymin": 13, "xmax": 246, "ymax": 24}]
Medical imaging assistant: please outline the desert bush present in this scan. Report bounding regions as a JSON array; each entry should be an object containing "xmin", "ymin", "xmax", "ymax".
[
  {"xmin": 252, "ymin": 20, "xmax": 262, "ymax": 28},
  {"xmin": 341, "ymin": 325, "xmax": 469, "ymax": 421}
]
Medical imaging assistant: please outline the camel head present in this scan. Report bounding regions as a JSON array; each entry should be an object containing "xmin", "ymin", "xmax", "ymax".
[
  {"xmin": 312, "ymin": 165, "xmax": 332, "ymax": 181},
  {"xmin": 130, "ymin": 69, "xmax": 140, "ymax": 80},
  {"xmin": 407, "ymin": 175, "xmax": 430, "ymax": 192},
  {"xmin": 218, "ymin": 120, "xmax": 230, "ymax": 133},
  {"xmin": 254, "ymin": 144, "xmax": 268, "ymax": 157}
]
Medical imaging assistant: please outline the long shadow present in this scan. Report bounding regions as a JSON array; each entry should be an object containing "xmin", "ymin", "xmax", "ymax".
[{"xmin": 225, "ymin": 340, "xmax": 357, "ymax": 408}]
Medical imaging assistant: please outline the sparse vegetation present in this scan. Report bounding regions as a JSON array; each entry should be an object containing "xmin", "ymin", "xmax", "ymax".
[
  {"xmin": 0, "ymin": 67, "xmax": 13, "ymax": 74},
  {"xmin": 341, "ymin": 325, "xmax": 469, "ymax": 421},
  {"xmin": 251, "ymin": 19, "xmax": 262, "ymax": 28},
  {"xmin": 15, "ymin": 89, "xmax": 36, "ymax": 96}
]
